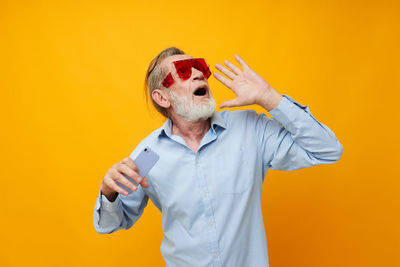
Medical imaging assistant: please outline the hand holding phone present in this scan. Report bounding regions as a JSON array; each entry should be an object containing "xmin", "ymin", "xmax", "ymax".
[{"xmin": 100, "ymin": 146, "xmax": 159, "ymax": 199}]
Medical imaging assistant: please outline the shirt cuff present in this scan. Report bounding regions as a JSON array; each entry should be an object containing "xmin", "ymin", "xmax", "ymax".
[{"xmin": 95, "ymin": 188, "xmax": 121, "ymax": 212}]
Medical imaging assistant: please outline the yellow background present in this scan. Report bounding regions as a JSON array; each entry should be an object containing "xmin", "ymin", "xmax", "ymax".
[{"xmin": 1, "ymin": 0, "xmax": 399, "ymax": 266}]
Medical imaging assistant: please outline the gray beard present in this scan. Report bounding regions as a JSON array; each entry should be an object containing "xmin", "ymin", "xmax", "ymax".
[{"xmin": 168, "ymin": 90, "xmax": 216, "ymax": 122}]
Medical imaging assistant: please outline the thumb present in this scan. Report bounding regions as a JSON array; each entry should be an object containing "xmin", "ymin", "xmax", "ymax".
[{"xmin": 220, "ymin": 99, "xmax": 240, "ymax": 109}]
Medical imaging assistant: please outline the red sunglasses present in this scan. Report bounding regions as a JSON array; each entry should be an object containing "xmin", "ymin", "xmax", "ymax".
[{"xmin": 162, "ymin": 58, "xmax": 212, "ymax": 88}]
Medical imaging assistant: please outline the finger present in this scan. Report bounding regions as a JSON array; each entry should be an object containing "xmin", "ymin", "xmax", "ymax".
[
  {"xmin": 220, "ymin": 99, "xmax": 240, "ymax": 109},
  {"xmin": 234, "ymin": 55, "xmax": 250, "ymax": 70},
  {"xmin": 104, "ymin": 176, "xmax": 130, "ymax": 196},
  {"xmin": 122, "ymin": 157, "xmax": 139, "ymax": 173},
  {"xmin": 121, "ymin": 157, "xmax": 148, "ymax": 188},
  {"xmin": 117, "ymin": 163, "xmax": 145, "ymax": 188},
  {"xmin": 112, "ymin": 169, "xmax": 138, "ymax": 192},
  {"xmin": 142, "ymin": 177, "xmax": 149, "ymax": 188},
  {"xmin": 213, "ymin": 72, "xmax": 233, "ymax": 89},
  {"xmin": 215, "ymin": 63, "xmax": 236, "ymax": 80},
  {"xmin": 118, "ymin": 164, "xmax": 148, "ymax": 188},
  {"xmin": 224, "ymin": 60, "xmax": 242, "ymax": 74}
]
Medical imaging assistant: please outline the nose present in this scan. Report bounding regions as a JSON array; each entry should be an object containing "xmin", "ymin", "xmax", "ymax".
[{"xmin": 191, "ymin": 67, "xmax": 205, "ymax": 81}]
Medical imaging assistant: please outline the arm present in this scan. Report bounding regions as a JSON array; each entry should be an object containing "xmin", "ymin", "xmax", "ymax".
[
  {"xmin": 214, "ymin": 55, "xmax": 343, "ymax": 173},
  {"xmin": 93, "ymin": 153, "xmax": 150, "ymax": 234},
  {"xmin": 252, "ymin": 95, "xmax": 343, "ymax": 172},
  {"xmin": 93, "ymin": 186, "xmax": 148, "ymax": 234}
]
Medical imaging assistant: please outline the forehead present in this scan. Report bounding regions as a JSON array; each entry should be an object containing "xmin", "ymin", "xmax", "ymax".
[{"xmin": 160, "ymin": 54, "xmax": 193, "ymax": 72}]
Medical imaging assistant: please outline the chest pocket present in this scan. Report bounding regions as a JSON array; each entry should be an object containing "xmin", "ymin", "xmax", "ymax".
[{"xmin": 208, "ymin": 144, "xmax": 255, "ymax": 195}]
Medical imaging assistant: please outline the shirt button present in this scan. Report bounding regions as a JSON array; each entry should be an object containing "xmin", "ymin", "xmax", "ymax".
[
  {"xmin": 209, "ymin": 222, "xmax": 214, "ymax": 227},
  {"xmin": 214, "ymin": 252, "xmax": 219, "ymax": 258}
]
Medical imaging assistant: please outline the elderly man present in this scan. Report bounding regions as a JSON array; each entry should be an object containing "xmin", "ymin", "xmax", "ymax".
[{"xmin": 93, "ymin": 47, "xmax": 343, "ymax": 267}]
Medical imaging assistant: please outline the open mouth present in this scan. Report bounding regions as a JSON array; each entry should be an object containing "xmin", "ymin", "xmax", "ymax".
[{"xmin": 193, "ymin": 87, "xmax": 207, "ymax": 96}]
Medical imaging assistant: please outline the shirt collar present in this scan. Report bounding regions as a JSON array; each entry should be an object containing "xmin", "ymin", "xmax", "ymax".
[
  {"xmin": 210, "ymin": 111, "xmax": 226, "ymax": 133},
  {"xmin": 158, "ymin": 112, "xmax": 226, "ymax": 138}
]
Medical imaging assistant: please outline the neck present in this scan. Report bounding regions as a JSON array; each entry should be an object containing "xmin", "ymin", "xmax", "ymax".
[{"xmin": 170, "ymin": 115, "xmax": 211, "ymax": 142}]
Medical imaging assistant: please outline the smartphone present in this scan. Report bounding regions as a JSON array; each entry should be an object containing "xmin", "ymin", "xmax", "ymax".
[{"xmin": 117, "ymin": 146, "xmax": 159, "ymax": 194}]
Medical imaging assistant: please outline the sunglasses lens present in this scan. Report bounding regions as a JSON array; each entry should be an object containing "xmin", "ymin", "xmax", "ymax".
[
  {"xmin": 174, "ymin": 60, "xmax": 192, "ymax": 80},
  {"xmin": 194, "ymin": 58, "xmax": 211, "ymax": 79},
  {"xmin": 173, "ymin": 58, "xmax": 212, "ymax": 81}
]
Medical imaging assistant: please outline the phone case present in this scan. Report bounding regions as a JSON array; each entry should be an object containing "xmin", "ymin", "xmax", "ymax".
[{"xmin": 117, "ymin": 146, "xmax": 159, "ymax": 194}]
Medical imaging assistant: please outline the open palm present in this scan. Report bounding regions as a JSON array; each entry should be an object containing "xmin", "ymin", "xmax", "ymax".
[{"xmin": 214, "ymin": 55, "xmax": 273, "ymax": 108}]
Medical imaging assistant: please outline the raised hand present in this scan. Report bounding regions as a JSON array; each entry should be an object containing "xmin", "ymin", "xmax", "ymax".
[{"xmin": 214, "ymin": 55, "xmax": 282, "ymax": 111}]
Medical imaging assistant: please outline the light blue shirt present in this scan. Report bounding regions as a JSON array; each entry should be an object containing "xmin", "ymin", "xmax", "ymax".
[{"xmin": 93, "ymin": 95, "xmax": 343, "ymax": 267}]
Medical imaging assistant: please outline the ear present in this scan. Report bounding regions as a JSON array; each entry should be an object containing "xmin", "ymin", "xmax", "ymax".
[{"xmin": 152, "ymin": 89, "xmax": 171, "ymax": 109}]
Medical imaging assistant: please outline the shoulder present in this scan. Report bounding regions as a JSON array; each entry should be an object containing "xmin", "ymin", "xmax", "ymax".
[
  {"xmin": 218, "ymin": 109, "xmax": 272, "ymax": 127},
  {"xmin": 128, "ymin": 125, "xmax": 164, "ymax": 159}
]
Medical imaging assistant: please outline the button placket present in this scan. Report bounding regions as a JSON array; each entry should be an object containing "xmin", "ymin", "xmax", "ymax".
[{"xmin": 195, "ymin": 154, "xmax": 222, "ymax": 267}]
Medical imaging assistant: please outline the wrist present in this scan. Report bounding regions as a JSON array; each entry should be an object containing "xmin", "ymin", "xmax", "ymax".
[
  {"xmin": 102, "ymin": 191, "xmax": 118, "ymax": 202},
  {"xmin": 100, "ymin": 185, "xmax": 118, "ymax": 202},
  {"xmin": 257, "ymin": 88, "xmax": 283, "ymax": 111}
]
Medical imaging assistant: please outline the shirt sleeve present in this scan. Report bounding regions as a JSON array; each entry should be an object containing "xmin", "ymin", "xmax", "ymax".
[
  {"xmin": 93, "ymin": 146, "xmax": 152, "ymax": 234},
  {"xmin": 251, "ymin": 94, "xmax": 343, "ymax": 176},
  {"xmin": 93, "ymin": 185, "xmax": 149, "ymax": 234}
]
